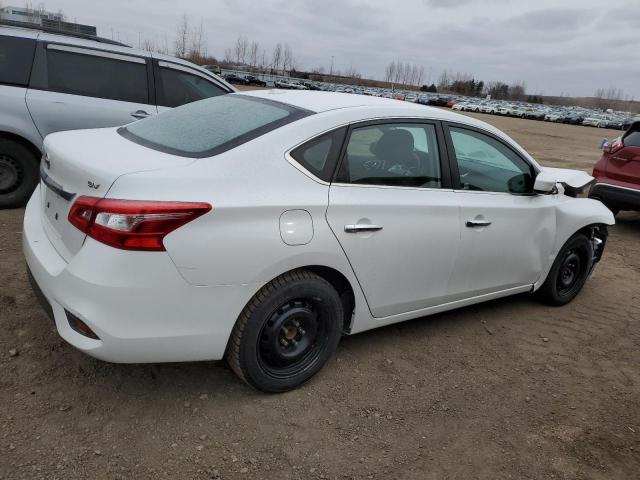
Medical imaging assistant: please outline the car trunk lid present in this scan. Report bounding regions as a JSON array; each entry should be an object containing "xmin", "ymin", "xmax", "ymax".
[{"xmin": 39, "ymin": 127, "xmax": 195, "ymax": 261}]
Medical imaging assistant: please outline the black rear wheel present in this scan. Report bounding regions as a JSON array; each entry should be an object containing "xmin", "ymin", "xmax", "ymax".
[
  {"xmin": 0, "ymin": 139, "xmax": 40, "ymax": 209},
  {"xmin": 226, "ymin": 270, "xmax": 343, "ymax": 392},
  {"xmin": 536, "ymin": 233, "xmax": 593, "ymax": 306}
]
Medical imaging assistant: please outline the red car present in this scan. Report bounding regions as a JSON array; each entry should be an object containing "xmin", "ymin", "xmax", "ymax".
[{"xmin": 590, "ymin": 122, "xmax": 640, "ymax": 215}]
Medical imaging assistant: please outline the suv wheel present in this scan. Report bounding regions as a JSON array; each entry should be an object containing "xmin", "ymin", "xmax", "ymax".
[{"xmin": 0, "ymin": 139, "xmax": 39, "ymax": 208}]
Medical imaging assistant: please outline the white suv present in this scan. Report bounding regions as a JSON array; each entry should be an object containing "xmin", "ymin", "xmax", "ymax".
[{"xmin": 0, "ymin": 24, "xmax": 235, "ymax": 208}]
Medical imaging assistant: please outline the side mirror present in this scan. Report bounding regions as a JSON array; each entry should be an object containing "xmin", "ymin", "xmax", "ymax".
[{"xmin": 533, "ymin": 170, "xmax": 558, "ymax": 193}]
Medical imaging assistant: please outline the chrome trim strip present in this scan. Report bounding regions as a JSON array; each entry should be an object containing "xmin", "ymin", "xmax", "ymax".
[
  {"xmin": 47, "ymin": 44, "xmax": 146, "ymax": 64},
  {"xmin": 157, "ymin": 61, "xmax": 220, "ymax": 84},
  {"xmin": 39, "ymin": 163, "xmax": 75, "ymax": 201},
  {"xmin": 591, "ymin": 182, "xmax": 640, "ymax": 194}
]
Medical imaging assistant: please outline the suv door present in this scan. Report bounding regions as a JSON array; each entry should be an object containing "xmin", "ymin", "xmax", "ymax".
[
  {"xmin": 153, "ymin": 60, "xmax": 229, "ymax": 112},
  {"xmin": 325, "ymin": 120, "xmax": 462, "ymax": 318},
  {"xmin": 444, "ymin": 123, "xmax": 556, "ymax": 298},
  {"xmin": 26, "ymin": 42, "xmax": 157, "ymax": 138}
]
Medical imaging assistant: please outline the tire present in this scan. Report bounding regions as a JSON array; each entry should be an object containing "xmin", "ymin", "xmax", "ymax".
[
  {"xmin": 536, "ymin": 233, "xmax": 593, "ymax": 306},
  {"xmin": 226, "ymin": 269, "xmax": 343, "ymax": 393},
  {"xmin": 0, "ymin": 139, "xmax": 40, "ymax": 209}
]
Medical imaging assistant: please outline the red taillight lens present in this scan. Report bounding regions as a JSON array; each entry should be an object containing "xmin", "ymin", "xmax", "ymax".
[{"xmin": 68, "ymin": 196, "xmax": 212, "ymax": 251}]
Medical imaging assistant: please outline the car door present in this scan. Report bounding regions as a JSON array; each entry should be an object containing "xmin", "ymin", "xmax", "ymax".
[
  {"xmin": 26, "ymin": 42, "xmax": 157, "ymax": 138},
  {"xmin": 326, "ymin": 120, "xmax": 462, "ymax": 318},
  {"xmin": 443, "ymin": 123, "xmax": 556, "ymax": 298},
  {"xmin": 153, "ymin": 60, "xmax": 230, "ymax": 113}
]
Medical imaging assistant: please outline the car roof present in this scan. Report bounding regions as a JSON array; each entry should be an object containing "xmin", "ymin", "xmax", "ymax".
[{"xmin": 239, "ymin": 90, "xmax": 498, "ymax": 128}]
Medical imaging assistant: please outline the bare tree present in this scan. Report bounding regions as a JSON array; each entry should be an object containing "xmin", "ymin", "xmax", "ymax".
[
  {"xmin": 233, "ymin": 35, "xmax": 248, "ymax": 65},
  {"xmin": 272, "ymin": 43, "xmax": 282, "ymax": 73},
  {"xmin": 248, "ymin": 41, "xmax": 259, "ymax": 70},
  {"xmin": 223, "ymin": 48, "xmax": 234, "ymax": 64},
  {"xmin": 188, "ymin": 22, "xmax": 207, "ymax": 64},
  {"xmin": 174, "ymin": 14, "xmax": 189, "ymax": 58},
  {"xmin": 283, "ymin": 43, "xmax": 295, "ymax": 73},
  {"xmin": 384, "ymin": 61, "xmax": 396, "ymax": 83}
]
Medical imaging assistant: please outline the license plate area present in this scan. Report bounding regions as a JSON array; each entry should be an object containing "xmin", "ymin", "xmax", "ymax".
[{"xmin": 43, "ymin": 183, "xmax": 65, "ymax": 227}]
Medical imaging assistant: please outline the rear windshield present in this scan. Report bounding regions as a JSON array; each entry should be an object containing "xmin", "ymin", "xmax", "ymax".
[{"xmin": 120, "ymin": 94, "xmax": 311, "ymax": 157}]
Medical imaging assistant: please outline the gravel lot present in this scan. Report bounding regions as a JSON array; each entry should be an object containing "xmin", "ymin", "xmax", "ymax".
[{"xmin": 1, "ymin": 108, "xmax": 639, "ymax": 480}]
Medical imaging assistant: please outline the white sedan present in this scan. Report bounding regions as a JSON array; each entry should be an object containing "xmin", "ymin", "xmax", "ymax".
[{"xmin": 24, "ymin": 91, "xmax": 614, "ymax": 392}]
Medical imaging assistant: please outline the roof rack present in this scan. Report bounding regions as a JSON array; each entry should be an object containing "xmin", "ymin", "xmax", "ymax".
[{"xmin": 0, "ymin": 19, "xmax": 129, "ymax": 47}]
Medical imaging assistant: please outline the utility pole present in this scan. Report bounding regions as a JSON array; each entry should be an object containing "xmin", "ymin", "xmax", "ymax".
[{"xmin": 329, "ymin": 56, "xmax": 334, "ymax": 77}]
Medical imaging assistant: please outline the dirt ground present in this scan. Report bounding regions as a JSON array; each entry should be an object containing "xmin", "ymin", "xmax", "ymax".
[{"xmin": 1, "ymin": 107, "xmax": 639, "ymax": 480}]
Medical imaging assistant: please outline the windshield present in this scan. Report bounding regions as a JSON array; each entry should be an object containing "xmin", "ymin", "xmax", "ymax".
[{"xmin": 120, "ymin": 94, "xmax": 312, "ymax": 158}]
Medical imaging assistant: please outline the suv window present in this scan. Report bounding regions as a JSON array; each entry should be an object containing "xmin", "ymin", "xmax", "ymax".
[
  {"xmin": 449, "ymin": 126, "xmax": 534, "ymax": 194},
  {"xmin": 156, "ymin": 65, "xmax": 227, "ymax": 108},
  {"xmin": 290, "ymin": 129, "xmax": 345, "ymax": 182},
  {"xmin": 45, "ymin": 48, "xmax": 149, "ymax": 104},
  {"xmin": 336, "ymin": 123, "xmax": 442, "ymax": 188},
  {"xmin": 0, "ymin": 36, "xmax": 36, "ymax": 86},
  {"xmin": 121, "ymin": 94, "xmax": 311, "ymax": 158}
]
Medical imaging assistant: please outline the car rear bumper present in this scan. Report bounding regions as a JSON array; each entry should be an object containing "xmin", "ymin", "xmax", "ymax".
[
  {"xmin": 589, "ymin": 181, "xmax": 640, "ymax": 211},
  {"xmin": 23, "ymin": 187, "xmax": 258, "ymax": 363}
]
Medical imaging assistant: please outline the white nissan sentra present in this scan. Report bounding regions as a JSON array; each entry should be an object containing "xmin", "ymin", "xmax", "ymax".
[{"xmin": 24, "ymin": 91, "xmax": 614, "ymax": 392}]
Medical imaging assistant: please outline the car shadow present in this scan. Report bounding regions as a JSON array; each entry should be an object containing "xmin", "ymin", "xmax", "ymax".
[{"xmin": 60, "ymin": 292, "xmax": 534, "ymax": 399}]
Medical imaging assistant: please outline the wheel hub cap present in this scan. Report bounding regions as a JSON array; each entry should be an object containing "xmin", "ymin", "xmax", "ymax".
[
  {"xmin": 258, "ymin": 299, "xmax": 322, "ymax": 374},
  {"xmin": 0, "ymin": 154, "xmax": 21, "ymax": 193}
]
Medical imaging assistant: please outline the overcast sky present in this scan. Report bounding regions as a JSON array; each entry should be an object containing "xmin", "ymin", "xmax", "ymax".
[{"xmin": 33, "ymin": 0, "xmax": 640, "ymax": 98}]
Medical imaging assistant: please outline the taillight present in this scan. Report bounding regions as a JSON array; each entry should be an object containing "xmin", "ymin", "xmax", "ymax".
[
  {"xmin": 603, "ymin": 137, "xmax": 624, "ymax": 154},
  {"xmin": 68, "ymin": 196, "xmax": 212, "ymax": 251}
]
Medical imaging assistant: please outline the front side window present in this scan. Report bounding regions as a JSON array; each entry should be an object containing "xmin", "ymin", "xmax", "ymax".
[
  {"xmin": 157, "ymin": 66, "xmax": 227, "ymax": 108},
  {"xmin": 46, "ymin": 49, "xmax": 148, "ymax": 104},
  {"xmin": 449, "ymin": 127, "xmax": 534, "ymax": 194},
  {"xmin": 0, "ymin": 36, "xmax": 36, "ymax": 86},
  {"xmin": 121, "ymin": 94, "xmax": 311, "ymax": 157},
  {"xmin": 336, "ymin": 123, "xmax": 442, "ymax": 188}
]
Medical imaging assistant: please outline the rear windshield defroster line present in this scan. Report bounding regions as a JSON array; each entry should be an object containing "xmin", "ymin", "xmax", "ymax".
[{"xmin": 118, "ymin": 94, "xmax": 313, "ymax": 158}]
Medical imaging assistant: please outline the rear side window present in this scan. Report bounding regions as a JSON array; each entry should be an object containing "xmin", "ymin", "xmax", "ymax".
[
  {"xmin": 290, "ymin": 129, "xmax": 345, "ymax": 182},
  {"xmin": 156, "ymin": 65, "xmax": 227, "ymax": 108},
  {"xmin": 0, "ymin": 36, "xmax": 36, "ymax": 86},
  {"xmin": 45, "ymin": 48, "xmax": 149, "ymax": 103},
  {"xmin": 120, "ymin": 94, "xmax": 312, "ymax": 158}
]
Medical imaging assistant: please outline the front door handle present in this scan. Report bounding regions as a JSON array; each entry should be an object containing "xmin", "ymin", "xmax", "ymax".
[
  {"xmin": 130, "ymin": 110, "xmax": 150, "ymax": 119},
  {"xmin": 344, "ymin": 224, "xmax": 383, "ymax": 233},
  {"xmin": 465, "ymin": 220, "xmax": 492, "ymax": 228}
]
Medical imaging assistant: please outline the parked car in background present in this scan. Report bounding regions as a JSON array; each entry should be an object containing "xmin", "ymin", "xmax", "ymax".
[
  {"xmin": 590, "ymin": 121, "xmax": 640, "ymax": 214},
  {"xmin": 24, "ymin": 91, "xmax": 613, "ymax": 392},
  {"xmin": 244, "ymin": 75, "xmax": 267, "ymax": 87},
  {"xmin": 0, "ymin": 24, "xmax": 234, "ymax": 208},
  {"xmin": 202, "ymin": 64, "xmax": 222, "ymax": 75},
  {"xmin": 583, "ymin": 114, "xmax": 609, "ymax": 128},
  {"xmin": 563, "ymin": 112, "xmax": 584, "ymax": 125},
  {"xmin": 223, "ymin": 73, "xmax": 250, "ymax": 85}
]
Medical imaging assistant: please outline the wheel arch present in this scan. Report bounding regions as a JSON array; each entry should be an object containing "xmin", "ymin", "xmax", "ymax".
[{"xmin": 0, "ymin": 131, "xmax": 42, "ymax": 161}]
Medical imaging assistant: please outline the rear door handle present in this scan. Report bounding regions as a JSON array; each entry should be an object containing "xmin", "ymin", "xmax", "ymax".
[
  {"xmin": 130, "ymin": 110, "xmax": 150, "ymax": 119},
  {"xmin": 465, "ymin": 220, "xmax": 492, "ymax": 228},
  {"xmin": 344, "ymin": 224, "xmax": 383, "ymax": 233}
]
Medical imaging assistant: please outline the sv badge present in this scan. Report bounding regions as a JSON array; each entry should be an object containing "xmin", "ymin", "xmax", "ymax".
[{"xmin": 88, "ymin": 181, "xmax": 101, "ymax": 189}]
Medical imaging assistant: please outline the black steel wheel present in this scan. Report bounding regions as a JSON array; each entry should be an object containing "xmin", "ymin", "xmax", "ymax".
[
  {"xmin": 226, "ymin": 270, "xmax": 343, "ymax": 392},
  {"xmin": 0, "ymin": 139, "xmax": 40, "ymax": 209},
  {"xmin": 536, "ymin": 233, "xmax": 593, "ymax": 306}
]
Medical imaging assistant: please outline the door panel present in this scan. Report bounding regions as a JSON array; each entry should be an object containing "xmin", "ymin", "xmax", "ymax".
[
  {"xmin": 327, "ymin": 185, "xmax": 461, "ymax": 317},
  {"xmin": 26, "ymin": 89, "xmax": 157, "ymax": 138},
  {"xmin": 450, "ymin": 192, "xmax": 556, "ymax": 297}
]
